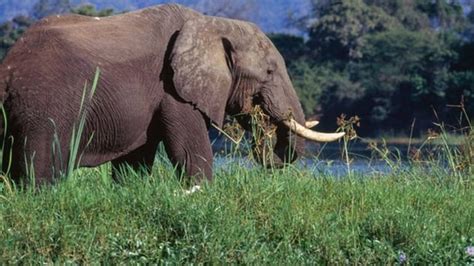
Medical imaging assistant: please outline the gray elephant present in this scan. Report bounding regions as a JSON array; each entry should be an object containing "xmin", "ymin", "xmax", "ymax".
[{"xmin": 0, "ymin": 4, "xmax": 344, "ymax": 186}]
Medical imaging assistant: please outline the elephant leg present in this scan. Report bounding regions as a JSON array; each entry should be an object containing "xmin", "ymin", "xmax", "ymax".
[
  {"xmin": 111, "ymin": 140, "xmax": 159, "ymax": 182},
  {"xmin": 160, "ymin": 99, "xmax": 213, "ymax": 184},
  {"xmin": 3, "ymin": 131, "xmax": 62, "ymax": 187}
]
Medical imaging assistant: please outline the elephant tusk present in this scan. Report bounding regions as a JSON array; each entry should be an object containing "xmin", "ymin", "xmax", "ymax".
[
  {"xmin": 284, "ymin": 119, "xmax": 345, "ymax": 142},
  {"xmin": 305, "ymin": 120, "xmax": 320, "ymax": 128}
]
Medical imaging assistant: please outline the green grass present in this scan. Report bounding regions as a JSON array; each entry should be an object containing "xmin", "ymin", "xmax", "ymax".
[{"xmin": 0, "ymin": 158, "xmax": 473, "ymax": 264}]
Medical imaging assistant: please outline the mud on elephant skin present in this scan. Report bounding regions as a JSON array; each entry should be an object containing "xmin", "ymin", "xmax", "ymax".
[{"xmin": 0, "ymin": 4, "xmax": 344, "ymax": 186}]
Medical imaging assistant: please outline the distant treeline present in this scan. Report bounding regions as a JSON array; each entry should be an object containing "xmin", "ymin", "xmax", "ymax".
[
  {"xmin": 271, "ymin": 1, "xmax": 474, "ymax": 136},
  {"xmin": 1, "ymin": 0, "xmax": 473, "ymax": 136}
]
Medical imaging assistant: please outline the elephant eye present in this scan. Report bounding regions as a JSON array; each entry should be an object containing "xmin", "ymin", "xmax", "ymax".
[{"xmin": 267, "ymin": 69, "xmax": 274, "ymax": 75}]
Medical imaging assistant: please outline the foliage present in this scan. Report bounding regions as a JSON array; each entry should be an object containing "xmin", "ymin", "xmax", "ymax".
[
  {"xmin": 364, "ymin": 0, "xmax": 465, "ymax": 30},
  {"xmin": 32, "ymin": 0, "xmax": 72, "ymax": 19},
  {"xmin": 0, "ymin": 16, "xmax": 33, "ymax": 61},
  {"xmin": 288, "ymin": 60, "xmax": 364, "ymax": 119},
  {"xmin": 71, "ymin": 5, "xmax": 115, "ymax": 17},
  {"xmin": 350, "ymin": 28, "xmax": 456, "ymax": 128},
  {"xmin": 272, "ymin": 0, "xmax": 474, "ymax": 136},
  {"xmin": 1, "ymin": 0, "xmax": 474, "ymax": 135},
  {"xmin": 308, "ymin": 0, "xmax": 399, "ymax": 61},
  {"xmin": 268, "ymin": 34, "xmax": 306, "ymax": 62}
]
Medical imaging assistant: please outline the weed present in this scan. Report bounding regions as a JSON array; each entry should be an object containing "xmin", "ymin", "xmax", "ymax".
[{"xmin": 336, "ymin": 114, "xmax": 360, "ymax": 175}]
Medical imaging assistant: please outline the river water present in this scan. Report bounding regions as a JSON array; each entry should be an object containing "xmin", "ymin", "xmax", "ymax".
[{"xmin": 210, "ymin": 134, "xmax": 449, "ymax": 176}]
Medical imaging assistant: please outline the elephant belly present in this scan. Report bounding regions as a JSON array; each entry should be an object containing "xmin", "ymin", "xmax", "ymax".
[{"xmin": 79, "ymin": 96, "xmax": 158, "ymax": 167}]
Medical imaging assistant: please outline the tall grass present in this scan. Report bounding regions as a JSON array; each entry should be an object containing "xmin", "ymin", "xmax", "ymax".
[
  {"xmin": 0, "ymin": 159, "xmax": 472, "ymax": 264},
  {"xmin": 65, "ymin": 68, "xmax": 100, "ymax": 179}
]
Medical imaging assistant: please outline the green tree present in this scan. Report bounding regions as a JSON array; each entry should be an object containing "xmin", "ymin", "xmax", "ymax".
[
  {"xmin": 307, "ymin": 0, "xmax": 398, "ymax": 62},
  {"xmin": 415, "ymin": 0, "xmax": 465, "ymax": 29},
  {"xmin": 289, "ymin": 60, "xmax": 364, "ymax": 120},
  {"xmin": 364, "ymin": 0, "xmax": 431, "ymax": 30},
  {"xmin": 71, "ymin": 5, "xmax": 115, "ymax": 17},
  {"xmin": 32, "ymin": 0, "xmax": 71, "ymax": 19},
  {"xmin": 288, "ymin": 0, "xmax": 473, "ymax": 135},
  {"xmin": 0, "ymin": 15, "xmax": 33, "ymax": 61},
  {"xmin": 351, "ymin": 28, "xmax": 456, "ymax": 129},
  {"xmin": 364, "ymin": 0, "xmax": 465, "ymax": 30},
  {"xmin": 463, "ymin": 7, "xmax": 474, "ymax": 40},
  {"xmin": 269, "ymin": 33, "xmax": 306, "ymax": 64}
]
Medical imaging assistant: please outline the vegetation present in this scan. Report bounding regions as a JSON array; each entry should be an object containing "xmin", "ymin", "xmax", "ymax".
[
  {"xmin": 272, "ymin": 0, "xmax": 474, "ymax": 136},
  {"xmin": 0, "ymin": 15, "xmax": 33, "ymax": 60},
  {"xmin": 0, "ymin": 160, "xmax": 472, "ymax": 264},
  {"xmin": 0, "ymin": 70, "xmax": 472, "ymax": 263},
  {"xmin": 0, "ymin": 1, "xmax": 473, "ymax": 263},
  {"xmin": 1, "ymin": 1, "xmax": 474, "ymax": 136}
]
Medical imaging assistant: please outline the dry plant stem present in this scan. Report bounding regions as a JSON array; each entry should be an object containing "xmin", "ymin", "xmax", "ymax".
[
  {"xmin": 408, "ymin": 118, "xmax": 416, "ymax": 159},
  {"xmin": 250, "ymin": 106, "xmax": 276, "ymax": 166},
  {"xmin": 336, "ymin": 114, "xmax": 361, "ymax": 176},
  {"xmin": 212, "ymin": 123, "xmax": 243, "ymax": 145},
  {"xmin": 344, "ymin": 137, "xmax": 351, "ymax": 176}
]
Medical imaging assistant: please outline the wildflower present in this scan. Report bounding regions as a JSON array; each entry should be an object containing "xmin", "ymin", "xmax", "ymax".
[
  {"xmin": 466, "ymin": 246, "xmax": 474, "ymax": 257},
  {"xmin": 398, "ymin": 251, "xmax": 407, "ymax": 264}
]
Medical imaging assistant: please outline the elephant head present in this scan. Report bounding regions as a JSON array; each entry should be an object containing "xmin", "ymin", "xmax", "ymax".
[{"xmin": 170, "ymin": 15, "xmax": 344, "ymax": 165}]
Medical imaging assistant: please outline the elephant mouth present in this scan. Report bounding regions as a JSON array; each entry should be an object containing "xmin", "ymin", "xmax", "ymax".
[
  {"xmin": 253, "ymin": 92, "xmax": 345, "ymax": 143},
  {"xmin": 252, "ymin": 118, "xmax": 344, "ymax": 167},
  {"xmin": 230, "ymin": 94, "xmax": 345, "ymax": 166}
]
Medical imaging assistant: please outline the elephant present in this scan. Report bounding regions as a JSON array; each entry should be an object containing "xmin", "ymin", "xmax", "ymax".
[{"xmin": 0, "ymin": 4, "xmax": 344, "ymax": 186}]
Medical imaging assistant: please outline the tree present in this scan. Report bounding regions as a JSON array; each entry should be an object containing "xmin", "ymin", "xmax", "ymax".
[
  {"xmin": 289, "ymin": 60, "xmax": 364, "ymax": 119},
  {"xmin": 71, "ymin": 5, "xmax": 115, "ymax": 17},
  {"xmin": 269, "ymin": 33, "xmax": 306, "ymax": 63},
  {"xmin": 0, "ymin": 15, "xmax": 34, "ymax": 61},
  {"xmin": 415, "ymin": 0, "xmax": 465, "ymax": 29},
  {"xmin": 351, "ymin": 28, "xmax": 456, "ymax": 129},
  {"xmin": 289, "ymin": 0, "xmax": 472, "ymax": 135},
  {"xmin": 31, "ymin": 0, "xmax": 71, "ymax": 19},
  {"xmin": 307, "ymin": 0, "xmax": 398, "ymax": 62}
]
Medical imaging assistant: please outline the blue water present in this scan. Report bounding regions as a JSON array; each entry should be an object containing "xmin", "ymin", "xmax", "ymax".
[
  {"xmin": 213, "ymin": 155, "xmax": 397, "ymax": 177},
  {"xmin": 210, "ymin": 134, "xmax": 449, "ymax": 176}
]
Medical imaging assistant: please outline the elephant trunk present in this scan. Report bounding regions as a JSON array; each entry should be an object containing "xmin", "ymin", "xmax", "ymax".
[
  {"xmin": 258, "ymin": 72, "xmax": 344, "ymax": 166},
  {"xmin": 256, "ymin": 85, "xmax": 307, "ymax": 166},
  {"xmin": 273, "ymin": 98, "xmax": 307, "ymax": 165}
]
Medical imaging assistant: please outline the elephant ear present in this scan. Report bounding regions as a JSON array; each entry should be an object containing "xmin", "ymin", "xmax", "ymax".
[{"xmin": 170, "ymin": 17, "xmax": 233, "ymax": 127}]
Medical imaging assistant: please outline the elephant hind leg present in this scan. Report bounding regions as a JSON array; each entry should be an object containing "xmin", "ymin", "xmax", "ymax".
[
  {"xmin": 3, "ymin": 131, "xmax": 63, "ymax": 187},
  {"xmin": 111, "ymin": 140, "xmax": 159, "ymax": 182}
]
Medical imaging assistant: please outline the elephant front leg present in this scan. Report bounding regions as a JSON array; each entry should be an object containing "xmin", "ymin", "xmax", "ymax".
[{"xmin": 160, "ymin": 99, "xmax": 213, "ymax": 184}]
